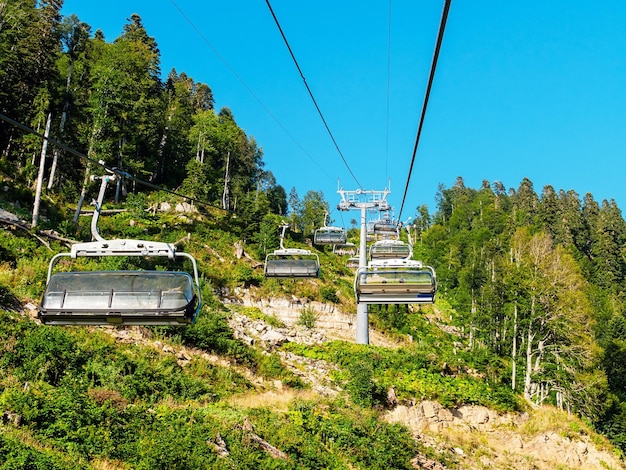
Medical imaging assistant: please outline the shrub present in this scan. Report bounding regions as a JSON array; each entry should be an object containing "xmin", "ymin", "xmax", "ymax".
[
  {"xmin": 167, "ymin": 312, "xmax": 255, "ymax": 365},
  {"xmin": 0, "ymin": 432, "xmax": 87, "ymax": 469},
  {"xmin": 319, "ymin": 285, "xmax": 339, "ymax": 303},
  {"xmin": 297, "ymin": 306, "xmax": 318, "ymax": 329},
  {"xmin": 345, "ymin": 361, "xmax": 384, "ymax": 408}
]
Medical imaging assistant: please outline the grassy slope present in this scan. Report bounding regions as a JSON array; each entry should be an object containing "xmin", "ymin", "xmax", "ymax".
[{"xmin": 0, "ymin": 194, "xmax": 623, "ymax": 469}]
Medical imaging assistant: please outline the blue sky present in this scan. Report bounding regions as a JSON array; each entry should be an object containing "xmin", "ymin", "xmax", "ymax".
[{"xmin": 61, "ymin": 1, "xmax": 626, "ymax": 222}]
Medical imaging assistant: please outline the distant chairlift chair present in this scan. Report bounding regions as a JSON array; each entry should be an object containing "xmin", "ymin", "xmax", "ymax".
[
  {"xmin": 314, "ymin": 226, "xmax": 347, "ymax": 245},
  {"xmin": 264, "ymin": 225, "xmax": 320, "ymax": 278},
  {"xmin": 369, "ymin": 239, "xmax": 411, "ymax": 260},
  {"xmin": 38, "ymin": 172, "xmax": 202, "ymax": 326},
  {"xmin": 313, "ymin": 212, "xmax": 347, "ymax": 245},
  {"xmin": 333, "ymin": 242, "xmax": 357, "ymax": 256},
  {"xmin": 372, "ymin": 217, "xmax": 398, "ymax": 236}
]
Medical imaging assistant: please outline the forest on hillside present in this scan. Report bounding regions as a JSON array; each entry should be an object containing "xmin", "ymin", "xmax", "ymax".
[
  {"xmin": 3, "ymin": 2, "xmax": 626, "ymax": 466},
  {"xmin": 413, "ymin": 176, "xmax": 626, "ymax": 450},
  {"xmin": 0, "ymin": 0, "xmax": 299, "ymax": 240}
]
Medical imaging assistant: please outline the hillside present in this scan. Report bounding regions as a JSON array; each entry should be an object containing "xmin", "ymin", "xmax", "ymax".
[
  {"xmin": 2, "ymin": 3, "xmax": 626, "ymax": 467},
  {"xmin": 0, "ymin": 197, "xmax": 625, "ymax": 469}
]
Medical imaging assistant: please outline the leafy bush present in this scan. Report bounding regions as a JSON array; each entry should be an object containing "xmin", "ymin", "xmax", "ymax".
[
  {"xmin": 345, "ymin": 361, "xmax": 385, "ymax": 407},
  {"xmin": 246, "ymin": 399, "xmax": 419, "ymax": 469},
  {"xmin": 284, "ymin": 341, "xmax": 521, "ymax": 412},
  {"xmin": 0, "ymin": 432, "xmax": 87, "ymax": 469},
  {"xmin": 297, "ymin": 306, "xmax": 318, "ymax": 329},
  {"xmin": 167, "ymin": 311, "xmax": 255, "ymax": 365},
  {"xmin": 232, "ymin": 263, "xmax": 263, "ymax": 287},
  {"xmin": 319, "ymin": 285, "xmax": 339, "ymax": 303}
]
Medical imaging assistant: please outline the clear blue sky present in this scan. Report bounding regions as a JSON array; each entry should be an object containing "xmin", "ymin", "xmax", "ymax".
[{"xmin": 61, "ymin": 0, "xmax": 626, "ymax": 222}]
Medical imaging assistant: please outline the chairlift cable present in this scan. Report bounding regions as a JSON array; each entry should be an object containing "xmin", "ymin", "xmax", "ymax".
[
  {"xmin": 397, "ymin": 0, "xmax": 452, "ymax": 221},
  {"xmin": 264, "ymin": 0, "xmax": 363, "ymax": 189},
  {"xmin": 167, "ymin": 0, "xmax": 336, "ymax": 183}
]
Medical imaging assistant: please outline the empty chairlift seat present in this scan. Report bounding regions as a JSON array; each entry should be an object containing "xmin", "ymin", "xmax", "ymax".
[
  {"xmin": 333, "ymin": 242, "xmax": 357, "ymax": 256},
  {"xmin": 314, "ymin": 226, "xmax": 347, "ymax": 245},
  {"xmin": 346, "ymin": 256, "xmax": 361, "ymax": 269},
  {"xmin": 373, "ymin": 219, "xmax": 398, "ymax": 236},
  {"xmin": 38, "ymin": 174, "xmax": 202, "ymax": 326},
  {"xmin": 38, "ymin": 238, "xmax": 202, "ymax": 326},
  {"xmin": 264, "ymin": 249, "xmax": 320, "ymax": 278},
  {"xmin": 39, "ymin": 270, "xmax": 199, "ymax": 326},
  {"xmin": 369, "ymin": 239, "xmax": 411, "ymax": 260},
  {"xmin": 354, "ymin": 259, "xmax": 436, "ymax": 304}
]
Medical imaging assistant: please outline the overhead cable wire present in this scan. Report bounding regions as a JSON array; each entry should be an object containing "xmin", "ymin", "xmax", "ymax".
[
  {"xmin": 264, "ymin": 0, "xmax": 363, "ymax": 189},
  {"xmin": 0, "ymin": 112, "xmax": 229, "ymax": 213},
  {"xmin": 167, "ymin": 0, "xmax": 335, "ymax": 183},
  {"xmin": 397, "ymin": 0, "xmax": 452, "ymax": 221}
]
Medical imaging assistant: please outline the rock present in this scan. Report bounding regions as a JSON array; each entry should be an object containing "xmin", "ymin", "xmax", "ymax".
[
  {"xmin": 175, "ymin": 202, "xmax": 196, "ymax": 213},
  {"xmin": 2, "ymin": 411, "xmax": 21, "ymax": 426},
  {"xmin": 212, "ymin": 432, "xmax": 229, "ymax": 457},
  {"xmin": 260, "ymin": 330, "xmax": 287, "ymax": 346},
  {"xmin": 422, "ymin": 401, "xmax": 439, "ymax": 420}
]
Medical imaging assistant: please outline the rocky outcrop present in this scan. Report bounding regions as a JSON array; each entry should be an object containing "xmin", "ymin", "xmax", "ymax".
[
  {"xmin": 386, "ymin": 401, "xmax": 528, "ymax": 433},
  {"xmin": 228, "ymin": 312, "xmax": 327, "ymax": 349},
  {"xmin": 227, "ymin": 311, "xmax": 340, "ymax": 396},
  {"xmin": 385, "ymin": 401, "xmax": 625, "ymax": 470}
]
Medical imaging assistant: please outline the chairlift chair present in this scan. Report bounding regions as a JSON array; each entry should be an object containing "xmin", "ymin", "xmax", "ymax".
[
  {"xmin": 345, "ymin": 246, "xmax": 361, "ymax": 269},
  {"xmin": 373, "ymin": 218, "xmax": 398, "ymax": 236},
  {"xmin": 38, "ymin": 173, "xmax": 202, "ymax": 326},
  {"xmin": 264, "ymin": 224, "xmax": 320, "ymax": 278},
  {"xmin": 354, "ymin": 259, "xmax": 436, "ymax": 304},
  {"xmin": 369, "ymin": 239, "xmax": 411, "ymax": 260},
  {"xmin": 314, "ymin": 226, "xmax": 347, "ymax": 245},
  {"xmin": 333, "ymin": 242, "xmax": 357, "ymax": 256},
  {"xmin": 313, "ymin": 212, "xmax": 347, "ymax": 245}
]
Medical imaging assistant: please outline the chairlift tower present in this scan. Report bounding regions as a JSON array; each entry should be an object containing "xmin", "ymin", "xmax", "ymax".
[{"xmin": 337, "ymin": 188, "xmax": 390, "ymax": 344}]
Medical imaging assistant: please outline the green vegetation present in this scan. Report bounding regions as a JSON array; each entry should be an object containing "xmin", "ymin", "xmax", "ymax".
[
  {"xmin": 1, "ymin": 2, "xmax": 626, "ymax": 468},
  {"xmin": 284, "ymin": 341, "xmax": 520, "ymax": 412}
]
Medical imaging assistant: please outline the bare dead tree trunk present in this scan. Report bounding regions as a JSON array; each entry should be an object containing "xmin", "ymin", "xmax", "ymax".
[
  {"xmin": 32, "ymin": 112, "xmax": 52, "ymax": 227},
  {"xmin": 48, "ymin": 59, "xmax": 75, "ymax": 190},
  {"xmin": 524, "ymin": 325, "xmax": 533, "ymax": 401},
  {"xmin": 47, "ymin": 109, "xmax": 66, "ymax": 190},
  {"xmin": 222, "ymin": 151, "xmax": 230, "ymax": 210},
  {"xmin": 511, "ymin": 302, "xmax": 518, "ymax": 390}
]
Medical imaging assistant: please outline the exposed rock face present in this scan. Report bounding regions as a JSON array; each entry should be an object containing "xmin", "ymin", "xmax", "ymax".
[
  {"xmin": 385, "ymin": 401, "xmax": 625, "ymax": 470},
  {"xmin": 386, "ymin": 401, "xmax": 527, "ymax": 433},
  {"xmin": 228, "ymin": 312, "xmax": 326, "ymax": 350},
  {"xmin": 227, "ymin": 312, "xmax": 340, "ymax": 397},
  {"xmin": 234, "ymin": 287, "xmax": 403, "ymax": 348}
]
